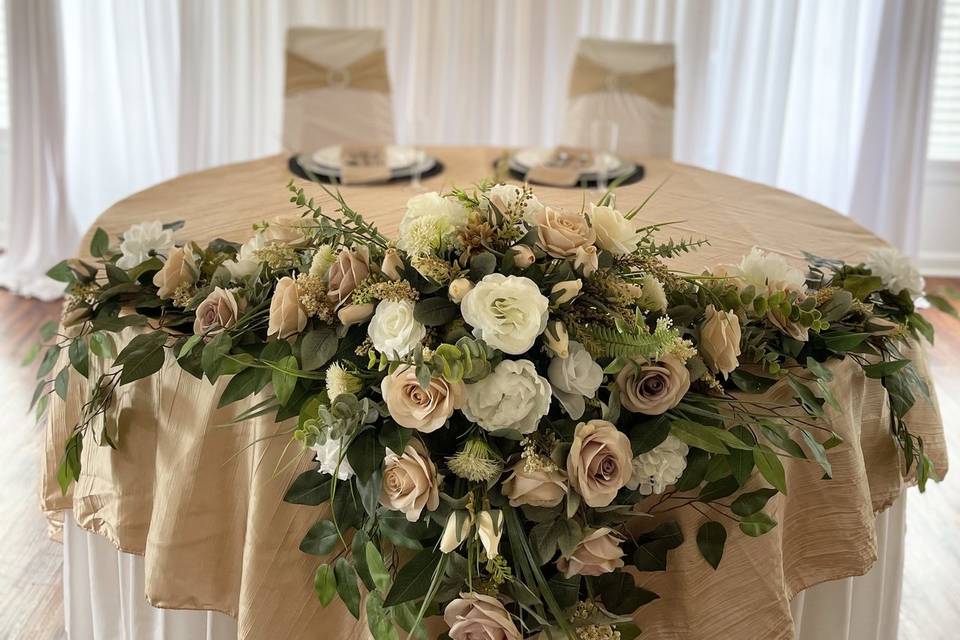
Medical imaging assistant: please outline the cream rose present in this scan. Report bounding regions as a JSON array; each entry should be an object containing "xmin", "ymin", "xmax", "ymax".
[
  {"xmin": 460, "ymin": 274, "xmax": 548, "ymax": 354},
  {"xmin": 267, "ymin": 276, "xmax": 307, "ymax": 339},
  {"xmin": 556, "ymin": 528, "xmax": 626, "ymax": 578},
  {"xmin": 463, "ymin": 359, "xmax": 551, "ymax": 435},
  {"xmin": 531, "ymin": 207, "xmax": 596, "ymax": 259},
  {"xmin": 326, "ymin": 246, "xmax": 370, "ymax": 306},
  {"xmin": 193, "ymin": 287, "xmax": 240, "ymax": 336},
  {"xmin": 502, "ymin": 460, "xmax": 568, "ymax": 508},
  {"xmin": 588, "ymin": 203, "xmax": 640, "ymax": 255},
  {"xmin": 700, "ymin": 305, "xmax": 742, "ymax": 376},
  {"xmin": 264, "ymin": 215, "xmax": 312, "ymax": 245},
  {"xmin": 548, "ymin": 341, "xmax": 603, "ymax": 420},
  {"xmin": 567, "ymin": 420, "xmax": 632, "ymax": 507},
  {"xmin": 444, "ymin": 593, "xmax": 522, "ymax": 640},
  {"xmin": 616, "ymin": 354, "xmax": 690, "ymax": 415},
  {"xmin": 381, "ymin": 366, "xmax": 465, "ymax": 433},
  {"xmin": 380, "ymin": 440, "xmax": 441, "ymax": 522},
  {"xmin": 152, "ymin": 246, "xmax": 198, "ymax": 299},
  {"xmin": 368, "ymin": 299, "xmax": 426, "ymax": 358}
]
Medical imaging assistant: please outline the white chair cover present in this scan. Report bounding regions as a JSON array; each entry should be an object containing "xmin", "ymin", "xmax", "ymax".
[
  {"xmin": 561, "ymin": 39, "xmax": 675, "ymax": 159},
  {"xmin": 282, "ymin": 27, "xmax": 395, "ymax": 152},
  {"xmin": 63, "ymin": 497, "xmax": 906, "ymax": 640}
]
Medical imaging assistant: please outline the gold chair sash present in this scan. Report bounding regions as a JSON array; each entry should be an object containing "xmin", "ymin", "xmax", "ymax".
[
  {"xmin": 568, "ymin": 54, "xmax": 675, "ymax": 107},
  {"xmin": 285, "ymin": 49, "xmax": 390, "ymax": 95}
]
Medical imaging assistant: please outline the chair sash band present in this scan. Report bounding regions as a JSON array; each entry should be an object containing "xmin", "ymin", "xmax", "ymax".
[
  {"xmin": 285, "ymin": 50, "xmax": 390, "ymax": 95},
  {"xmin": 568, "ymin": 54, "xmax": 675, "ymax": 107}
]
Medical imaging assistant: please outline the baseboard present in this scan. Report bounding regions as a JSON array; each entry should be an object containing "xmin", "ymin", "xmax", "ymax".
[{"xmin": 917, "ymin": 251, "xmax": 960, "ymax": 278}]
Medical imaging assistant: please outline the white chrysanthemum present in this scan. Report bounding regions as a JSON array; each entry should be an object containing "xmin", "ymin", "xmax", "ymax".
[
  {"xmin": 626, "ymin": 435, "xmax": 689, "ymax": 495},
  {"xmin": 481, "ymin": 183, "xmax": 544, "ymax": 222},
  {"xmin": 398, "ymin": 192, "xmax": 468, "ymax": 256},
  {"xmin": 460, "ymin": 274, "xmax": 549, "ymax": 354},
  {"xmin": 463, "ymin": 359, "xmax": 551, "ymax": 435},
  {"xmin": 864, "ymin": 247, "xmax": 925, "ymax": 299},
  {"xmin": 734, "ymin": 247, "xmax": 806, "ymax": 294},
  {"xmin": 368, "ymin": 299, "xmax": 427, "ymax": 358},
  {"xmin": 312, "ymin": 437, "xmax": 355, "ymax": 480},
  {"xmin": 588, "ymin": 203, "xmax": 640, "ymax": 255},
  {"xmin": 117, "ymin": 221, "xmax": 175, "ymax": 269},
  {"xmin": 637, "ymin": 274, "xmax": 668, "ymax": 312},
  {"xmin": 325, "ymin": 362, "xmax": 362, "ymax": 398},
  {"xmin": 226, "ymin": 232, "xmax": 266, "ymax": 279},
  {"xmin": 310, "ymin": 244, "xmax": 337, "ymax": 279}
]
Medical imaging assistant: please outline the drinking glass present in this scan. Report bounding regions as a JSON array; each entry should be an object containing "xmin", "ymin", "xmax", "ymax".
[{"xmin": 590, "ymin": 119, "xmax": 620, "ymax": 193}]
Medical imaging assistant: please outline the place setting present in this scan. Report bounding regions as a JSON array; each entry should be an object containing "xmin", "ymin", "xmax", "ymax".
[{"xmin": 290, "ymin": 144, "xmax": 445, "ymax": 186}]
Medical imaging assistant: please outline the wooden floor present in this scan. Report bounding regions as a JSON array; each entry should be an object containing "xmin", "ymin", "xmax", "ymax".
[{"xmin": 0, "ymin": 283, "xmax": 958, "ymax": 640}]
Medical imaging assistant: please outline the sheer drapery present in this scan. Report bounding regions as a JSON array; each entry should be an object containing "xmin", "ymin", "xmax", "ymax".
[{"xmin": 1, "ymin": 0, "xmax": 940, "ymax": 299}]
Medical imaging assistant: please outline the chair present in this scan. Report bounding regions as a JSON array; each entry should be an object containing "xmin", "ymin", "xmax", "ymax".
[
  {"xmin": 282, "ymin": 27, "xmax": 395, "ymax": 152},
  {"xmin": 561, "ymin": 39, "xmax": 675, "ymax": 159}
]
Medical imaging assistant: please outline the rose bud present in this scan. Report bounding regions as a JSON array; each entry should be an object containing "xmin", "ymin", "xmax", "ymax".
[
  {"xmin": 337, "ymin": 302, "xmax": 375, "ymax": 327},
  {"xmin": 543, "ymin": 319, "xmax": 569, "ymax": 358},
  {"xmin": 448, "ymin": 278, "xmax": 474, "ymax": 303},
  {"xmin": 574, "ymin": 245, "xmax": 599, "ymax": 278},
  {"xmin": 550, "ymin": 279, "xmax": 582, "ymax": 305},
  {"xmin": 509, "ymin": 244, "xmax": 536, "ymax": 268},
  {"xmin": 380, "ymin": 248, "xmax": 405, "ymax": 281}
]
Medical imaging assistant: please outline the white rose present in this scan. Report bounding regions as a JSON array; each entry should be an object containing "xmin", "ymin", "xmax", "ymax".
[
  {"xmin": 626, "ymin": 434, "xmax": 689, "ymax": 495},
  {"xmin": 481, "ymin": 184, "xmax": 544, "ymax": 222},
  {"xmin": 588, "ymin": 203, "xmax": 640, "ymax": 255},
  {"xmin": 460, "ymin": 274, "xmax": 548, "ymax": 354},
  {"xmin": 226, "ymin": 232, "xmax": 266, "ymax": 279},
  {"xmin": 548, "ymin": 341, "xmax": 604, "ymax": 420},
  {"xmin": 398, "ymin": 192, "xmax": 469, "ymax": 256},
  {"xmin": 700, "ymin": 305, "xmax": 742, "ymax": 376},
  {"xmin": 463, "ymin": 359, "xmax": 551, "ymax": 435},
  {"xmin": 734, "ymin": 247, "xmax": 806, "ymax": 294},
  {"xmin": 864, "ymin": 247, "xmax": 925, "ymax": 299},
  {"xmin": 117, "ymin": 221, "xmax": 175, "ymax": 269},
  {"xmin": 312, "ymin": 437, "xmax": 355, "ymax": 481},
  {"xmin": 368, "ymin": 299, "xmax": 426, "ymax": 358}
]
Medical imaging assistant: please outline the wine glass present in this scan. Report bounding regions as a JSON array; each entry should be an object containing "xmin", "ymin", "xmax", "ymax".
[
  {"xmin": 590, "ymin": 119, "xmax": 620, "ymax": 194},
  {"xmin": 401, "ymin": 110, "xmax": 429, "ymax": 191}
]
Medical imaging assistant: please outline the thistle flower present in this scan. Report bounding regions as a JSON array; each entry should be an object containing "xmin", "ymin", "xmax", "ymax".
[
  {"xmin": 325, "ymin": 362, "xmax": 362, "ymax": 399},
  {"xmin": 447, "ymin": 437, "xmax": 503, "ymax": 482},
  {"xmin": 310, "ymin": 244, "xmax": 336, "ymax": 278}
]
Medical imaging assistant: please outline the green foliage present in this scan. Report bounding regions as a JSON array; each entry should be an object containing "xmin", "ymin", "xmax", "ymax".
[{"xmin": 696, "ymin": 521, "xmax": 727, "ymax": 569}]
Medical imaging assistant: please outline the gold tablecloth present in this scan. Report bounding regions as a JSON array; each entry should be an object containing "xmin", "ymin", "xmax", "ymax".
[{"xmin": 41, "ymin": 148, "xmax": 947, "ymax": 639}]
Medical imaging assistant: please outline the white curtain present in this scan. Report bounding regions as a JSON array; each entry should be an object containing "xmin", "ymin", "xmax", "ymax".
[{"xmin": 1, "ymin": 0, "xmax": 941, "ymax": 300}]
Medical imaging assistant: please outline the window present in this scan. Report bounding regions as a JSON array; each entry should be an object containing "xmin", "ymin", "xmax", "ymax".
[{"xmin": 929, "ymin": 0, "xmax": 960, "ymax": 160}]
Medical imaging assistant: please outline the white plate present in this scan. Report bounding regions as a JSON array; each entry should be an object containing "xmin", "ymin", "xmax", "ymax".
[
  {"xmin": 311, "ymin": 145, "xmax": 426, "ymax": 171},
  {"xmin": 296, "ymin": 154, "xmax": 437, "ymax": 182},
  {"xmin": 511, "ymin": 147, "xmax": 624, "ymax": 174}
]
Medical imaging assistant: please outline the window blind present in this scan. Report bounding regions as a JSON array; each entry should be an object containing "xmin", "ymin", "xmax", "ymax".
[{"xmin": 930, "ymin": 0, "xmax": 960, "ymax": 161}]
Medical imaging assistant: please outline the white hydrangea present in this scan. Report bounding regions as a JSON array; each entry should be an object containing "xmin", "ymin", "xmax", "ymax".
[
  {"xmin": 312, "ymin": 437, "xmax": 355, "ymax": 481},
  {"xmin": 626, "ymin": 435, "xmax": 689, "ymax": 495},
  {"xmin": 734, "ymin": 246, "xmax": 806, "ymax": 294},
  {"xmin": 117, "ymin": 221, "xmax": 175, "ymax": 269},
  {"xmin": 397, "ymin": 192, "xmax": 468, "ymax": 256},
  {"xmin": 864, "ymin": 247, "xmax": 925, "ymax": 299}
]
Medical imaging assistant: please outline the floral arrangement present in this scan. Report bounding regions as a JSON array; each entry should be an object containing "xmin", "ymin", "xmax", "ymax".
[{"xmin": 31, "ymin": 180, "xmax": 946, "ymax": 640}]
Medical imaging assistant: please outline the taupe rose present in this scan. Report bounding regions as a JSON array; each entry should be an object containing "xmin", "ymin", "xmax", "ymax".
[
  {"xmin": 616, "ymin": 354, "xmax": 690, "ymax": 415},
  {"xmin": 327, "ymin": 246, "xmax": 370, "ymax": 306},
  {"xmin": 700, "ymin": 305, "xmax": 742, "ymax": 376},
  {"xmin": 381, "ymin": 367, "xmax": 465, "ymax": 433},
  {"xmin": 567, "ymin": 419, "xmax": 632, "ymax": 507},
  {"xmin": 443, "ymin": 593, "xmax": 522, "ymax": 640},
  {"xmin": 531, "ymin": 207, "xmax": 596, "ymax": 259},
  {"xmin": 152, "ymin": 246, "xmax": 197, "ymax": 299},
  {"xmin": 556, "ymin": 528, "xmax": 625, "ymax": 578},
  {"xmin": 501, "ymin": 461, "xmax": 568, "ymax": 508},
  {"xmin": 380, "ymin": 440, "xmax": 441, "ymax": 522},
  {"xmin": 193, "ymin": 287, "xmax": 240, "ymax": 337},
  {"xmin": 267, "ymin": 276, "xmax": 307, "ymax": 339}
]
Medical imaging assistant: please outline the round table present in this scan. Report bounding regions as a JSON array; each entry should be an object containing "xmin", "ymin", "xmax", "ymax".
[{"xmin": 44, "ymin": 148, "xmax": 947, "ymax": 640}]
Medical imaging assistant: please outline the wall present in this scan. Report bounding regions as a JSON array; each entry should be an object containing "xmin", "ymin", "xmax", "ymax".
[{"xmin": 918, "ymin": 161, "xmax": 960, "ymax": 276}]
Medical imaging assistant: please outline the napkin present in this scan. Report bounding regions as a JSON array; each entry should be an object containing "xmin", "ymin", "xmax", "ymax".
[
  {"xmin": 339, "ymin": 145, "xmax": 392, "ymax": 184},
  {"xmin": 524, "ymin": 146, "xmax": 595, "ymax": 187}
]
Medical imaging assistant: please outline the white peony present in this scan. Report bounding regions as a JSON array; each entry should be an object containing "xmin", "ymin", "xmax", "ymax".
[
  {"xmin": 864, "ymin": 247, "xmax": 925, "ymax": 299},
  {"xmin": 368, "ymin": 299, "xmax": 426, "ymax": 358},
  {"xmin": 481, "ymin": 184, "xmax": 544, "ymax": 222},
  {"xmin": 226, "ymin": 232, "xmax": 266, "ymax": 279},
  {"xmin": 588, "ymin": 203, "xmax": 640, "ymax": 255},
  {"xmin": 117, "ymin": 221, "xmax": 175, "ymax": 269},
  {"xmin": 734, "ymin": 247, "xmax": 807, "ymax": 294},
  {"xmin": 626, "ymin": 435, "xmax": 689, "ymax": 495},
  {"xmin": 398, "ymin": 192, "xmax": 469, "ymax": 256},
  {"xmin": 548, "ymin": 341, "xmax": 603, "ymax": 419},
  {"xmin": 312, "ymin": 437, "xmax": 355, "ymax": 481},
  {"xmin": 463, "ymin": 359, "xmax": 551, "ymax": 435},
  {"xmin": 460, "ymin": 274, "xmax": 549, "ymax": 354}
]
